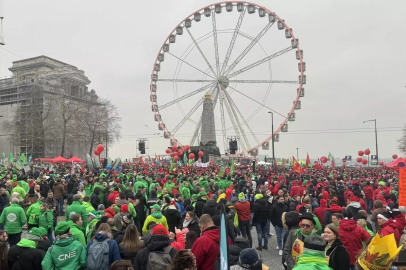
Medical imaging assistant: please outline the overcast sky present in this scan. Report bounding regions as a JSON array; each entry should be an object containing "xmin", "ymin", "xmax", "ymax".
[{"xmin": 1, "ymin": 0, "xmax": 405, "ymax": 161}]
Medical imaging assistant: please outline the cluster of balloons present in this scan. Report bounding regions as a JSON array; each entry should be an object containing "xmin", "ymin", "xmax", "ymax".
[
  {"xmin": 94, "ymin": 144, "xmax": 104, "ymax": 156},
  {"xmin": 355, "ymin": 149, "xmax": 370, "ymax": 165},
  {"xmin": 164, "ymin": 145, "xmax": 204, "ymax": 162}
]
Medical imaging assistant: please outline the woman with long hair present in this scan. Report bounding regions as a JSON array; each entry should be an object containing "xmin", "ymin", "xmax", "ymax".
[
  {"xmin": 87, "ymin": 223, "xmax": 121, "ymax": 267},
  {"xmin": 119, "ymin": 224, "xmax": 145, "ymax": 263},
  {"xmin": 168, "ymin": 249, "xmax": 197, "ymax": 270},
  {"xmin": 322, "ymin": 224, "xmax": 350, "ymax": 270},
  {"xmin": 185, "ymin": 231, "xmax": 198, "ymax": 249},
  {"xmin": 0, "ymin": 230, "xmax": 9, "ymax": 270}
]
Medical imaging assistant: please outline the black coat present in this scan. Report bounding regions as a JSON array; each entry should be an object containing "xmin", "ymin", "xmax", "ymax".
[
  {"xmin": 90, "ymin": 188, "xmax": 101, "ymax": 210},
  {"xmin": 270, "ymin": 202, "xmax": 288, "ymax": 228},
  {"xmin": 39, "ymin": 181, "xmax": 49, "ymax": 198},
  {"xmin": 164, "ymin": 208, "xmax": 181, "ymax": 233},
  {"xmin": 133, "ymin": 235, "xmax": 177, "ymax": 270},
  {"xmin": 326, "ymin": 239, "xmax": 350, "ymax": 270},
  {"xmin": 203, "ymin": 200, "xmax": 218, "ymax": 216},
  {"xmin": 288, "ymin": 199, "xmax": 299, "ymax": 212},
  {"xmin": 252, "ymin": 198, "xmax": 270, "ymax": 224},
  {"xmin": 0, "ymin": 193, "xmax": 8, "ymax": 215},
  {"xmin": 8, "ymin": 244, "xmax": 43, "ymax": 270},
  {"xmin": 194, "ymin": 197, "xmax": 206, "ymax": 218},
  {"xmin": 179, "ymin": 216, "xmax": 201, "ymax": 237}
]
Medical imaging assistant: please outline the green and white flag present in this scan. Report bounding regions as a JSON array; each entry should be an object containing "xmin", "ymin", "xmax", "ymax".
[
  {"xmin": 1, "ymin": 152, "xmax": 5, "ymax": 164},
  {"xmin": 9, "ymin": 153, "xmax": 14, "ymax": 163},
  {"xmin": 230, "ymin": 159, "xmax": 235, "ymax": 175},
  {"xmin": 328, "ymin": 152, "xmax": 334, "ymax": 161}
]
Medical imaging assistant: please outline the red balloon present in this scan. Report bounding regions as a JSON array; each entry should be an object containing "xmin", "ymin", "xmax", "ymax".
[
  {"xmin": 342, "ymin": 158, "xmax": 347, "ymax": 163},
  {"xmin": 94, "ymin": 149, "xmax": 100, "ymax": 156},
  {"xmin": 358, "ymin": 150, "xmax": 364, "ymax": 157},
  {"xmin": 177, "ymin": 150, "xmax": 183, "ymax": 156},
  {"xmin": 165, "ymin": 149, "xmax": 171, "ymax": 154},
  {"xmin": 174, "ymin": 156, "xmax": 179, "ymax": 162},
  {"xmin": 97, "ymin": 144, "xmax": 104, "ymax": 151},
  {"xmin": 364, "ymin": 149, "xmax": 370, "ymax": 155},
  {"xmin": 320, "ymin": 156, "xmax": 328, "ymax": 163},
  {"xmin": 362, "ymin": 159, "xmax": 367, "ymax": 165},
  {"xmin": 393, "ymin": 154, "xmax": 398, "ymax": 159},
  {"xmin": 172, "ymin": 145, "xmax": 178, "ymax": 152},
  {"xmin": 356, "ymin": 157, "xmax": 362, "ymax": 163},
  {"xmin": 189, "ymin": 153, "xmax": 195, "ymax": 160},
  {"xmin": 185, "ymin": 145, "xmax": 190, "ymax": 151},
  {"xmin": 170, "ymin": 152, "xmax": 175, "ymax": 157},
  {"xmin": 198, "ymin": 151, "xmax": 204, "ymax": 157},
  {"xmin": 379, "ymin": 161, "xmax": 384, "ymax": 166}
]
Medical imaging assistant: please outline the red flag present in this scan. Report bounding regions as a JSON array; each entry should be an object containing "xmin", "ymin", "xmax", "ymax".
[
  {"xmin": 306, "ymin": 153, "xmax": 310, "ymax": 168},
  {"xmin": 292, "ymin": 156, "xmax": 304, "ymax": 174},
  {"xmin": 209, "ymin": 159, "xmax": 213, "ymax": 166},
  {"xmin": 139, "ymin": 157, "xmax": 143, "ymax": 164},
  {"xmin": 331, "ymin": 158, "xmax": 336, "ymax": 169}
]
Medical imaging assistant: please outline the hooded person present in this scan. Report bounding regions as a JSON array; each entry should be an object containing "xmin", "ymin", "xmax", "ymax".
[
  {"xmin": 8, "ymin": 228, "xmax": 49, "ymax": 270},
  {"xmin": 388, "ymin": 204, "xmax": 406, "ymax": 236},
  {"xmin": 252, "ymin": 194, "xmax": 269, "ymax": 250},
  {"xmin": 203, "ymin": 193, "xmax": 218, "ymax": 216},
  {"xmin": 90, "ymin": 187, "xmax": 101, "ymax": 210},
  {"xmin": 235, "ymin": 192, "xmax": 253, "ymax": 248},
  {"xmin": 41, "ymin": 221, "xmax": 87, "ymax": 270},
  {"xmin": 293, "ymin": 235, "xmax": 331, "ymax": 270},
  {"xmin": 164, "ymin": 200, "xmax": 181, "ymax": 233},
  {"xmin": 377, "ymin": 211, "xmax": 401, "ymax": 245},
  {"xmin": 322, "ymin": 199, "xmax": 344, "ymax": 228},
  {"xmin": 230, "ymin": 248, "xmax": 263, "ymax": 270},
  {"xmin": 142, "ymin": 204, "xmax": 169, "ymax": 235},
  {"xmin": 313, "ymin": 199, "xmax": 328, "ymax": 226},
  {"xmin": 194, "ymin": 191, "xmax": 208, "ymax": 218},
  {"xmin": 26, "ymin": 199, "xmax": 42, "ymax": 229}
]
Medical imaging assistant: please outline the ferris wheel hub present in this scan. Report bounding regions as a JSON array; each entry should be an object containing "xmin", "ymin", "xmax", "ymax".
[{"xmin": 217, "ymin": 76, "xmax": 229, "ymax": 89}]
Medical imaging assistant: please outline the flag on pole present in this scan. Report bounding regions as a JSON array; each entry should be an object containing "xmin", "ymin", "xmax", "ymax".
[
  {"xmin": 9, "ymin": 153, "xmax": 14, "ymax": 163},
  {"xmin": 306, "ymin": 153, "xmax": 311, "ymax": 168},
  {"xmin": 183, "ymin": 152, "xmax": 188, "ymax": 166},
  {"xmin": 1, "ymin": 152, "xmax": 5, "ymax": 164},
  {"xmin": 292, "ymin": 156, "xmax": 304, "ymax": 174},
  {"xmin": 230, "ymin": 159, "xmax": 235, "ymax": 175},
  {"xmin": 331, "ymin": 158, "xmax": 336, "ymax": 169},
  {"xmin": 328, "ymin": 152, "xmax": 333, "ymax": 162},
  {"xmin": 170, "ymin": 158, "xmax": 174, "ymax": 171},
  {"xmin": 219, "ymin": 204, "xmax": 229, "ymax": 270}
]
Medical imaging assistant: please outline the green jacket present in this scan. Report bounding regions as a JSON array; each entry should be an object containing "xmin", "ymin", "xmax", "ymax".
[
  {"xmin": 84, "ymin": 183, "xmax": 93, "ymax": 197},
  {"xmin": 180, "ymin": 186, "xmax": 191, "ymax": 199},
  {"xmin": 68, "ymin": 221, "xmax": 86, "ymax": 246},
  {"xmin": 65, "ymin": 201, "xmax": 87, "ymax": 228},
  {"xmin": 142, "ymin": 212, "xmax": 168, "ymax": 235},
  {"xmin": 313, "ymin": 214, "xmax": 322, "ymax": 235},
  {"xmin": 114, "ymin": 203, "xmax": 137, "ymax": 217},
  {"xmin": 0, "ymin": 203, "xmax": 27, "ymax": 233},
  {"xmin": 163, "ymin": 182, "xmax": 174, "ymax": 192},
  {"xmin": 93, "ymin": 183, "xmax": 105, "ymax": 203},
  {"xmin": 81, "ymin": 202, "xmax": 94, "ymax": 214},
  {"xmin": 19, "ymin": 180, "xmax": 30, "ymax": 193},
  {"xmin": 39, "ymin": 209, "xmax": 54, "ymax": 230},
  {"xmin": 12, "ymin": 185, "xmax": 26, "ymax": 199},
  {"xmin": 26, "ymin": 201, "xmax": 42, "ymax": 225},
  {"xmin": 293, "ymin": 251, "xmax": 332, "ymax": 270},
  {"xmin": 86, "ymin": 218, "xmax": 99, "ymax": 242},
  {"xmin": 41, "ymin": 235, "xmax": 87, "ymax": 270}
]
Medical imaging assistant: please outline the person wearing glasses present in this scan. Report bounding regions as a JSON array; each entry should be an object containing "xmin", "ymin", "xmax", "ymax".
[{"xmin": 282, "ymin": 212, "xmax": 317, "ymax": 270}]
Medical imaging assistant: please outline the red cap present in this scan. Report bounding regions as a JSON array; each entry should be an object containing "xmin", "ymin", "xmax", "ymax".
[
  {"xmin": 153, "ymin": 224, "xmax": 168, "ymax": 235},
  {"xmin": 121, "ymin": 204, "xmax": 129, "ymax": 213}
]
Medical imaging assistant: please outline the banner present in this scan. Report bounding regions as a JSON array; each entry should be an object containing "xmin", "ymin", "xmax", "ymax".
[
  {"xmin": 371, "ymin": 155, "xmax": 378, "ymax": 166},
  {"xmin": 219, "ymin": 204, "xmax": 229, "ymax": 270},
  {"xmin": 345, "ymin": 155, "xmax": 352, "ymax": 161},
  {"xmin": 399, "ymin": 168, "xmax": 406, "ymax": 207}
]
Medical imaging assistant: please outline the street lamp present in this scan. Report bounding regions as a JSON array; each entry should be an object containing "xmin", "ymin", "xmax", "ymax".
[
  {"xmin": 363, "ymin": 119, "xmax": 378, "ymax": 162},
  {"xmin": 267, "ymin": 111, "xmax": 275, "ymax": 167},
  {"xmin": 296, "ymin": 148, "xmax": 299, "ymax": 160}
]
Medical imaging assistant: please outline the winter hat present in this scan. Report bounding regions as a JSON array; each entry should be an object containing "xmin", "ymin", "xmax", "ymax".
[
  {"xmin": 97, "ymin": 204, "xmax": 105, "ymax": 211},
  {"xmin": 238, "ymin": 248, "xmax": 262, "ymax": 270},
  {"xmin": 150, "ymin": 204, "xmax": 161, "ymax": 211},
  {"xmin": 285, "ymin": 211, "xmax": 300, "ymax": 228},
  {"xmin": 299, "ymin": 212, "xmax": 316, "ymax": 225},
  {"xmin": 181, "ymin": 228, "xmax": 189, "ymax": 234},
  {"xmin": 212, "ymin": 215, "xmax": 221, "ymax": 226},
  {"xmin": 238, "ymin": 192, "xmax": 246, "ymax": 202},
  {"xmin": 55, "ymin": 221, "xmax": 71, "ymax": 235},
  {"xmin": 254, "ymin": 194, "xmax": 263, "ymax": 200},
  {"xmin": 120, "ymin": 204, "xmax": 129, "ymax": 213},
  {"xmin": 152, "ymin": 224, "xmax": 168, "ymax": 235},
  {"xmin": 211, "ymin": 194, "xmax": 218, "ymax": 201},
  {"xmin": 183, "ymin": 198, "xmax": 191, "ymax": 206},
  {"xmin": 26, "ymin": 227, "xmax": 47, "ymax": 241},
  {"xmin": 230, "ymin": 197, "xmax": 238, "ymax": 205},
  {"xmin": 86, "ymin": 210, "xmax": 100, "ymax": 219},
  {"xmin": 303, "ymin": 235, "xmax": 326, "ymax": 254},
  {"xmin": 378, "ymin": 212, "xmax": 391, "ymax": 221}
]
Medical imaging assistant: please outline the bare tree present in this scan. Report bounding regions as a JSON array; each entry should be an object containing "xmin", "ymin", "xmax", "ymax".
[
  {"xmin": 398, "ymin": 124, "xmax": 406, "ymax": 155},
  {"xmin": 75, "ymin": 98, "xmax": 121, "ymax": 156}
]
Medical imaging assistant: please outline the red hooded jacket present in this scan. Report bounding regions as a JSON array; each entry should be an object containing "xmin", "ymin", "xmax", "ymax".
[
  {"xmin": 225, "ymin": 188, "xmax": 233, "ymax": 201},
  {"xmin": 380, "ymin": 219, "xmax": 401, "ymax": 245},
  {"xmin": 191, "ymin": 227, "xmax": 232, "ymax": 270},
  {"xmin": 322, "ymin": 190, "xmax": 330, "ymax": 201},
  {"xmin": 363, "ymin": 185, "xmax": 374, "ymax": 200},
  {"xmin": 295, "ymin": 202, "xmax": 307, "ymax": 213},
  {"xmin": 339, "ymin": 219, "xmax": 371, "ymax": 265},
  {"xmin": 314, "ymin": 199, "xmax": 328, "ymax": 225},
  {"xmin": 290, "ymin": 183, "xmax": 303, "ymax": 198},
  {"xmin": 394, "ymin": 214, "xmax": 406, "ymax": 237},
  {"xmin": 107, "ymin": 190, "xmax": 120, "ymax": 203},
  {"xmin": 104, "ymin": 208, "xmax": 116, "ymax": 219}
]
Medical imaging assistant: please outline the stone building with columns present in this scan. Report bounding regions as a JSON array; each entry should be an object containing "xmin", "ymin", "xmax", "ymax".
[{"xmin": 0, "ymin": 56, "xmax": 101, "ymax": 159}]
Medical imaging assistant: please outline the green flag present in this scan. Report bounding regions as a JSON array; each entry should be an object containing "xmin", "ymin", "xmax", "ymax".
[
  {"xmin": 183, "ymin": 153, "xmax": 188, "ymax": 166},
  {"xmin": 328, "ymin": 152, "xmax": 333, "ymax": 161},
  {"xmin": 230, "ymin": 159, "xmax": 235, "ymax": 175},
  {"xmin": 1, "ymin": 152, "xmax": 5, "ymax": 164},
  {"xmin": 20, "ymin": 153, "xmax": 27, "ymax": 164},
  {"xmin": 218, "ymin": 160, "xmax": 225, "ymax": 177},
  {"xmin": 9, "ymin": 153, "xmax": 14, "ymax": 163},
  {"xmin": 170, "ymin": 158, "xmax": 174, "ymax": 172}
]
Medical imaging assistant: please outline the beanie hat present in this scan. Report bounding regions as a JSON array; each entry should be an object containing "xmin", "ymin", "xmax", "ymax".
[
  {"xmin": 211, "ymin": 194, "xmax": 218, "ymax": 201},
  {"xmin": 98, "ymin": 204, "xmax": 105, "ymax": 211},
  {"xmin": 238, "ymin": 192, "xmax": 246, "ymax": 202},
  {"xmin": 212, "ymin": 215, "xmax": 221, "ymax": 226},
  {"xmin": 255, "ymin": 194, "xmax": 263, "ymax": 200},
  {"xmin": 238, "ymin": 248, "xmax": 262, "ymax": 269},
  {"xmin": 26, "ymin": 227, "xmax": 47, "ymax": 241},
  {"xmin": 150, "ymin": 204, "xmax": 161, "ymax": 211},
  {"xmin": 231, "ymin": 197, "xmax": 238, "ymax": 204},
  {"xmin": 55, "ymin": 221, "xmax": 70, "ymax": 235},
  {"xmin": 121, "ymin": 204, "xmax": 129, "ymax": 213},
  {"xmin": 303, "ymin": 235, "xmax": 326, "ymax": 253},
  {"xmin": 285, "ymin": 211, "xmax": 300, "ymax": 228},
  {"xmin": 152, "ymin": 224, "xmax": 168, "ymax": 235}
]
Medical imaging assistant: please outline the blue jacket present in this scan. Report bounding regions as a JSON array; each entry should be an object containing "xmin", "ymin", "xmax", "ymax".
[
  {"xmin": 87, "ymin": 233, "xmax": 121, "ymax": 266},
  {"xmin": 176, "ymin": 201, "xmax": 185, "ymax": 215}
]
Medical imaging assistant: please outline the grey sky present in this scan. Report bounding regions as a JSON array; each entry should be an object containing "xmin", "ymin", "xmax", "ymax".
[{"xmin": 1, "ymin": 0, "xmax": 405, "ymax": 160}]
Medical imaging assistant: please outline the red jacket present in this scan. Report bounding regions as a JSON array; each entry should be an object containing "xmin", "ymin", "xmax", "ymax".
[
  {"xmin": 394, "ymin": 214, "xmax": 406, "ymax": 237},
  {"xmin": 235, "ymin": 201, "xmax": 251, "ymax": 221},
  {"xmin": 107, "ymin": 191, "xmax": 120, "ymax": 203},
  {"xmin": 373, "ymin": 188, "xmax": 383, "ymax": 200},
  {"xmin": 104, "ymin": 208, "xmax": 116, "ymax": 219},
  {"xmin": 339, "ymin": 219, "xmax": 371, "ymax": 265},
  {"xmin": 290, "ymin": 185, "xmax": 303, "ymax": 198},
  {"xmin": 380, "ymin": 219, "xmax": 400, "ymax": 245},
  {"xmin": 322, "ymin": 190, "xmax": 330, "ymax": 201},
  {"xmin": 343, "ymin": 190, "xmax": 353, "ymax": 205},
  {"xmin": 274, "ymin": 182, "xmax": 280, "ymax": 195},
  {"xmin": 171, "ymin": 232, "xmax": 185, "ymax": 250},
  {"xmin": 359, "ymin": 199, "xmax": 367, "ymax": 212},
  {"xmin": 314, "ymin": 200, "xmax": 328, "ymax": 225},
  {"xmin": 295, "ymin": 202, "xmax": 307, "ymax": 213},
  {"xmin": 363, "ymin": 185, "xmax": 374, "ymax": 200},
  {"xmin": 225, "ymin": 188, "xmax": 233, "ymax": 202},
  {"xmin": 191, "ymin": 227, "xmax": 232, "ymax": 270}
]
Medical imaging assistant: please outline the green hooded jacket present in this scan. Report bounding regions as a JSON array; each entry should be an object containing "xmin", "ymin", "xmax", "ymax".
[
  {"xmin": 0, "ymin": 203, "xmax": 27, "ymax": 234},
  {"xmin": 65, "ymin": 201, "xmax": 87, "ymax": 228},
  {"xmin": 18, "ymin": 180, "xmax": 29, "ymax": 193},
  {"xmin": 81, "ymin": 202, "xmax": 95, "ymax": 214},
  {"xmin": 17, "ymin": 238, "xmax": 37, "ymax": 248},
  {"xmin": 68, "ymin": 221, "xmax": 86, "ymax": 246},
  {"xmin": 39, "ymin": 209, "xmax": 54, "ymax": 230},
  {"xmin": 93, "ymin": 182, "xmax": 105, "ymax": 202},
  {"xmin": 41, "ymin": 235, "xmax": 87, "ymax": 270},
  {"xmin": 84, "ymin": 183, "xmax": 93, "ymax": 197},
  {"xmin": 86, "ymin": 218, "xmax": 99, "ymax": 242},
  {"xmin": 180, "ymin": 186, "xmax": 191, "ymax": 199},
  {"xmin": 12, "ymin": 185, "xmax": 26, "ymax": 199},
  {"xmin": 293, "ymin": 251, "xmax": 332, "ymax": 270},
  {"xmin": 142, "ymin": 212, "xmax": 168, "ymax": 235},
  {"xmin": 26, "ymin": 201, "xmax": 42, "ymax": 225}
]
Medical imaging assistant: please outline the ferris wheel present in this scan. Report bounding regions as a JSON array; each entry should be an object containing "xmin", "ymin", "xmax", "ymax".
[{"xmin": 150, "ymin": 1, "xmax": 305, "ymax": 156}]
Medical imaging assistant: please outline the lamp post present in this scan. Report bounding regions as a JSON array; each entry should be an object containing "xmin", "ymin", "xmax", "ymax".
[
  {"xmin": 363, "ymin": 119, "xmax": 378, "ymax": 162},
  {"xmin": 296, "ymin": 148, "xmax": 299, "ymax": 160},
  {"xmin": 267, "ymin": 111, "xmax": 275, "ymax": 167}
]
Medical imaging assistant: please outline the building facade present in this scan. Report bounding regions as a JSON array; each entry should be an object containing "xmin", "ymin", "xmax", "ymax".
[{"xmin": 0, "ymin": 56, "xmax": 101, "ymax": 159}]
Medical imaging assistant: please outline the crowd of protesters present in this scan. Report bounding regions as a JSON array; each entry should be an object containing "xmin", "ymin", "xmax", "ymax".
[{"xmin": 0, "ymin": 162, "xmax": 405, "ymax": 270}]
